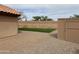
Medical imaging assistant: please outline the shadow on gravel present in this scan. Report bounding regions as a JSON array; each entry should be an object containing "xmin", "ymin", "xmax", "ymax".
[
  {"xmin": 50, "ymin": 30, "xmax": 58, "ymax": 38},
  {"xmin": 50, "ymin": 33, "xmax": 58, "ymax": 38}
]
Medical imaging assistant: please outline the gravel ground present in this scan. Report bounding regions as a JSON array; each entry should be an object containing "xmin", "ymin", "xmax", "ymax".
[{"xmin": 0, "ymin": 31, "xmax": 79, "ymax": 54}]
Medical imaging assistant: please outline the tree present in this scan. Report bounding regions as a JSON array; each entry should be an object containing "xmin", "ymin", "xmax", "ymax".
[
  {"xmin": 47, "ymin": 18, "xmax": 53, "ymax": 21},
  {"xmin": 33, "ymin": 16, "xmax": 41, "ymax": 21},
  {"xmin": 32, "ymin": 16, "xmax": 53, "ymax": 21},
  {"xmin": 73, "ymin": 14, "xmax": 79, "ymax": 18},
  {"xmin": 41, "ymin": 16, "xmax": 53, "ymax": 21},
  {"xmin": 70, "ymin": 14, "xmax": 79, "ymax": 18},
  {"xmin": 41, "ymin": 16, "xmax": 48, "ymax": 21},
  {"xmin": 18, "ymin": 12, "xmax": 27, "ymax": 21}
]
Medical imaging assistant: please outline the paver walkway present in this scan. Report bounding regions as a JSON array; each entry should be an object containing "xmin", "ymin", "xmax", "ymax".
[{"xmin": 0, "ymin": 31, "xmax": 79, "ymax": 54}]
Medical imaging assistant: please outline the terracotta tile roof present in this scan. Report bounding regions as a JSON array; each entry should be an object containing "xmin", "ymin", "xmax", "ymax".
[{"xmin": 0, "ymin": 4, "xmax": 21, "ymax": 16}]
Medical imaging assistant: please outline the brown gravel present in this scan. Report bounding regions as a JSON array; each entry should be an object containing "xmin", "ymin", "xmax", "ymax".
[{"xmin": 0, "ymin": 31, "xmax": 79, "ymax": 54}]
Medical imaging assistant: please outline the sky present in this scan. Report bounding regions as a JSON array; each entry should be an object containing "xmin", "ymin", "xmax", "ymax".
[{"xmin": 6, "ymin": 4, "xmax": 79, "ymax": 21}]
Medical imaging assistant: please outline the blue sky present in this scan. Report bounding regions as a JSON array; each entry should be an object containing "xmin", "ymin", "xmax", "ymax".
[{"xmin": 6, "ymin": 4, "xmax": 79, "ymax": 21}]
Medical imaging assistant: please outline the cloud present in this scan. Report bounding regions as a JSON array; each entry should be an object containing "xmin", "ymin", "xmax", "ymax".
[{"xmin": 5, "ymin": 4, "xmax": 79, "ymax": 20}]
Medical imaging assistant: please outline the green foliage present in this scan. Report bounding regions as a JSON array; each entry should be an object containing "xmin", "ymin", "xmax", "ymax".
[
  {"xmin": 32, "ymin": 16, "xmax": 53, "ymax": 21},
  {"xmin": 18, "ymin": 28, "xmax": 55, "ymax": 33},
  {"xmin": 33, "ymin": 16, "xmax": 41, "ymax": 21},
  {"xmin": 70, "ymin": 14, "xmax": 79, "ymax": 18},
  {"xmin": 41, "ymin": 16, "xmax": 48, "ymax": 21},
  {"xmin": 47, "ymin": 18, "xmax": 52, "ymax": 21},
  {"xmin": 74, "ymin": 14, "xmax": 79, "ymax": 18}
]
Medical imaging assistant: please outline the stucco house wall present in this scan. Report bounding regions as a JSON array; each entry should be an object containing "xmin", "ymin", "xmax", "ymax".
[
  {"xmin": 0, "ymin": 4, "xmax": 20, "ymax": 38},
  {"xmin": 0, "ymin": 15, "xmax": 18, "ymax": 38}
]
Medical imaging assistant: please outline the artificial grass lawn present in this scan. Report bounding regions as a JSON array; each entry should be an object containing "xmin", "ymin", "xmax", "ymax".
[{"xmin": 18, "ymin": 28, "xmax": 55, "ymax": 33}]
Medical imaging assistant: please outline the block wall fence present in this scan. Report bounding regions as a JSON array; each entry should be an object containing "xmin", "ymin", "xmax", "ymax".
[
  {"xmin": 18, "ymin": 21, "xmax": 58, "ymax": 29},
  {"xmin": 58, "ymin": 18, "xmax": 79, "ymax": 44}
]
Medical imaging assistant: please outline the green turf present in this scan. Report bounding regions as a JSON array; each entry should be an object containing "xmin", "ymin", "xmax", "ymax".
[{"xmin": 18, "ymin": 28, "xmax": 55, "ymax": 33}]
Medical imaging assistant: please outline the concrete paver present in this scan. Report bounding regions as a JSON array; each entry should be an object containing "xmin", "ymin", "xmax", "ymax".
[{"xmin": 0, "ymin": 31, "xmax": 79, "ymax": 54}]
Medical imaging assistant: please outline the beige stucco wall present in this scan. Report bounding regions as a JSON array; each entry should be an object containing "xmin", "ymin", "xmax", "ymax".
[
  {"xmin": 58, "ymin": 18, "xmax": 79, "ymax": 43},
  {"xmin": 0, "ymin": 15, "xmax": 18, "ymax": 38},
  {"xmin": 19, "ymin": 21, "xmax": 57, "ymax": 29}
]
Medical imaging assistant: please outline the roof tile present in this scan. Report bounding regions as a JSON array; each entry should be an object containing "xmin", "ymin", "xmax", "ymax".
[{"xmin": 0, "ymin": 4, "xmax": 20, "ymax": 16}]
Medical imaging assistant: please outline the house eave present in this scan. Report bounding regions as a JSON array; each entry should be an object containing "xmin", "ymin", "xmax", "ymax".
[{"xmin": 0, "ymin": 11, "xmax": 21, "ymax": 17}]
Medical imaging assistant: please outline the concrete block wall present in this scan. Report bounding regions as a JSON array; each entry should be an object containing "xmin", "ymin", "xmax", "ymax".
[
  {"xmin": 58, "ymin": 18, "xmax": 79, "ymax": 43},
  {"xmin": 19, "ymin": 21, "xmax": 58, "ymax": 29}
]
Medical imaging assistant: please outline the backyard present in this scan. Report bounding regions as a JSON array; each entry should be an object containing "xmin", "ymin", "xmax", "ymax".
[
  {"xmin": 18, "ymin": 28, "xmax": 55, "ymax": 33},
  {"xmin": 0, "ymin": 30, "xmax": 79, "ymax": 53}
]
